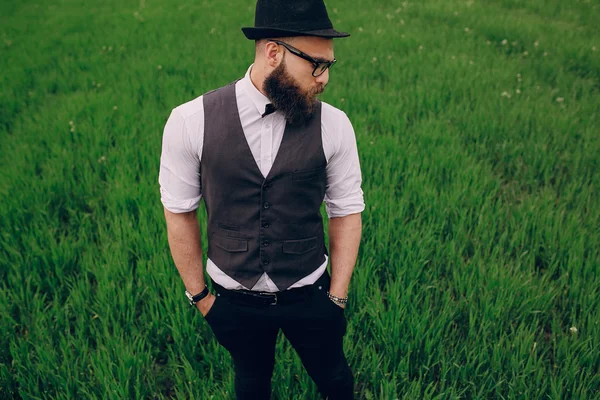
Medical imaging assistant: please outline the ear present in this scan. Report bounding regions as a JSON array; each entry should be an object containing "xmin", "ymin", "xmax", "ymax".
[{"xmin": 264, "ymin": 41, "xmax": 282, "ymax": 68}]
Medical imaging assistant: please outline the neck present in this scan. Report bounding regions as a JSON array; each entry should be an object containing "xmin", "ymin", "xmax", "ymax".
[{"xmin": 249, "ymin": 63, "xmax": 269, "ymax": 97}]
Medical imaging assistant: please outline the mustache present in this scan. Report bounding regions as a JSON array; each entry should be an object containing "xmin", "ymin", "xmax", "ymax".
[{"xmin": 310, "ymin": 84, "xmax": 325, "ymax": 96}]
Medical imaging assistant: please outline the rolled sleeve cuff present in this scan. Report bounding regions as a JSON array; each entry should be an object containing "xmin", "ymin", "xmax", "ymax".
[
  {"xmin": 160, "ymin": 187, "xmax": 202, "ymax": 213},
  {"xmin": 325, "ymin": 190, "xmax": 365, "ymax": 218}
]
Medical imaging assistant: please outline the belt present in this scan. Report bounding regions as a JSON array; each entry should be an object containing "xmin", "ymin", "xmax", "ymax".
[{"xmin": 212, "ymin": 271, "xmax": 330, "ymax": 307}]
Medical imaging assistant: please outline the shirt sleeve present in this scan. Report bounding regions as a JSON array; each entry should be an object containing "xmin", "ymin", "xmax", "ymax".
[
  {"xmin": 324, "ymin": 111, "xmax": 365, "ymax": 218},
  {"xmin": 158, "ymin": 107, "xmax": 202, "ymax": 213}
]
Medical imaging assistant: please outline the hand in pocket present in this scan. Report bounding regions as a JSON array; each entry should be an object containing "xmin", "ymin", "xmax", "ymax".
[{"xmin": 196, "ymin": 293, "xmax": 217, "ymax": 317}]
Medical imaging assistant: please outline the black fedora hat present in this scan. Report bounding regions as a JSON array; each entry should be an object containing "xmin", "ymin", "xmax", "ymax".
[{"xmin": 242, "ymin": 0, "xmax": 350, "ymax": 40}]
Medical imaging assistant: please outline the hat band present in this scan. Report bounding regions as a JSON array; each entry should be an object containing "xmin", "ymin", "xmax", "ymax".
[{"xmin": 256, "ymin": 18, "xmax": 333, "ymax": 31}]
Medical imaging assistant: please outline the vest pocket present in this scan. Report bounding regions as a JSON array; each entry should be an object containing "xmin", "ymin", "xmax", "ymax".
[
  {"xmin": 218, "ymin": 221, "xmax": 240, "ymax": 232},
  {"xmin": 292, "ymin": 167, "xmax": 325, "ymax": 181},
  {"xmin": 282, "ymin": 237, "xmax": 317, "ymax": 254},
  {"xmin": 214, "ymin": 235, "xmax": 248, "ymax": 252}
]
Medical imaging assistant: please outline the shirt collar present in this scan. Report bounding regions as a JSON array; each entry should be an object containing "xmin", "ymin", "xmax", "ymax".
[{"xmin": 240, "ymin": 64, "xmax": 272, "ymax": 117}]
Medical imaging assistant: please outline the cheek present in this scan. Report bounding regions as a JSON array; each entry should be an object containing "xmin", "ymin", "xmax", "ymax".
[
  {"xmin": 286, "ymin": 61, "xmax": 313, "ymax": 85},
  {"xmin": 294, "ymin": 72, "xmax": 315, "ymax": 92}
]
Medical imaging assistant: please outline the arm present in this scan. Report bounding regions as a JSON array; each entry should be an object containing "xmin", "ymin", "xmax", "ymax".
[
  {"xmin": 322, "ymin": 109, "xmax": 365, "ymax": 306},
  {"xmin": 328, "ymin": 212, "xmax": 362, "ymax": 306},
  {"xmin": 159, "ymin": 105, "xmax": 213, "ymax": 315},
  {"xmin": 163, "ymin": 207, "xmax": 215, "ymax": 315},
  {"xmin": 163, "ymin": 208, "xmax": 205, "ymax": 294}
]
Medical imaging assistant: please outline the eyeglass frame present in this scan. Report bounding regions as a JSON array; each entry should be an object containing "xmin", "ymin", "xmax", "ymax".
[{"xmin": 269, "ymin": 39, "xmax": 337, "ymax": 77}]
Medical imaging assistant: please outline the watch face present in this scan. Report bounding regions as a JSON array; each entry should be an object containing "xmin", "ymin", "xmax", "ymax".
[{"xmin": 185, "ymin": 291, "xmax": 194, "ymax": 302}]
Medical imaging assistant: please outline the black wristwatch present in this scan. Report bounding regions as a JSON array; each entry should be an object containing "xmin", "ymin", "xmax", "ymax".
[{"xmin": 185, "ymin": 285, "xmax": 209, "ymax": 306}]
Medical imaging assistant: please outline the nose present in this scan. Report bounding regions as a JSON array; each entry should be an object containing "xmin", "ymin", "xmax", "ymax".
[{"xmin": 315, "ymin": 68, "xmax": 330, "ymax": 85}]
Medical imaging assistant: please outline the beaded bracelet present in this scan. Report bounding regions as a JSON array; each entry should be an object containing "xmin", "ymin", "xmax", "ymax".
[{"xmin": 326, "ymin": 291, "xmax": 348, "ymax": 305}]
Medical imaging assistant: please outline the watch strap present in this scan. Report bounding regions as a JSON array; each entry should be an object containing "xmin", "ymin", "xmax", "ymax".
[{"xmin": 186, "ymin": 285, "xmax": 209, "ymax": 306}]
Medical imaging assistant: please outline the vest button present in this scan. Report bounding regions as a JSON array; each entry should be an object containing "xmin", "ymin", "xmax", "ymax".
[
  {"xmin": 263, "ymin": 202, "xmax": 270, "ymax": 209},
  {"xmin": 263, "ymin": 185, "xmax": 270, "ymax": 191},
  {"xmin": 262, "ymin": 258, "xmax": 270, "ymax": 265},
  {"xmin": 262, "ymin": 240, "xmax": 269, "ymax": 247},
  {"xmin": 262, "ymin": 222, "xmax": 270, "ymax": 228}
]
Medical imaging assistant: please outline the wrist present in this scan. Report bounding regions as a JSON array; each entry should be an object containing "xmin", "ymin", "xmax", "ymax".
[
  {"xmin": 326, "ymin": 291, "xmax": 348, "ymax": 305},
  {"xmin": 185, "ymin": 285, "xmax": 209, "ymax": 306}
]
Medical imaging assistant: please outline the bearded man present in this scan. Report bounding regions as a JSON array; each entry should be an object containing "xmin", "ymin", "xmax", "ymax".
[{"xmin": 158, "ymin": 0, "xmax": 364, "ymax": 398}]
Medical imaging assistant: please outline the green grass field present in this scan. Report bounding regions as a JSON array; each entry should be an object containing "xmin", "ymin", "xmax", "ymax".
[{"xmin": 1, "ymin": 0, "xmax": 599, "ymax": 398}]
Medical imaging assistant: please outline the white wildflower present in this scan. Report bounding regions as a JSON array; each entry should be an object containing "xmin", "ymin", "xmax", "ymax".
[{"xmin": 569, "ymin": 326, "xmax": 577, "ymax": 334}]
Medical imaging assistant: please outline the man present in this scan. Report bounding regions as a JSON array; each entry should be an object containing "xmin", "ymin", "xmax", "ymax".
[{"xmin": 158, "ymin": 0, "xmax": 364, "ymax": 398}]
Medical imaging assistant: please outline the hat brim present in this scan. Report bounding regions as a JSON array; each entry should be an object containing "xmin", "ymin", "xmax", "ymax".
[{"xmin": 242, "ymin": 27, "xmax": 350, "ymax": 40}]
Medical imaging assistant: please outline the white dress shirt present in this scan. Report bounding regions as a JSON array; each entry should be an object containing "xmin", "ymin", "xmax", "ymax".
[{"xmin": 159, "ymin": 64, "xmax": 364, "ymax": 291}]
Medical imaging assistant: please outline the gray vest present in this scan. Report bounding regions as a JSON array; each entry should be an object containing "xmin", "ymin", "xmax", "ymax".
[{"xmin": 201, "ymin": 81, "xmax": 328, "ymax": 291}]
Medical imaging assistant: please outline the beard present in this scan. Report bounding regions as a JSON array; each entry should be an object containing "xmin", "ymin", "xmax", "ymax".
[{"xmin": 263, "ymin": 57, "xmax": 325, "ymax": 126}]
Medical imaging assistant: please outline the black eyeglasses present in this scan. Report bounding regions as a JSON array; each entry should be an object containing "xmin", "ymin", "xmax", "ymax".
[{"xmin": 270, "ymin": 40, "xmax": 337, "ymax": 77}]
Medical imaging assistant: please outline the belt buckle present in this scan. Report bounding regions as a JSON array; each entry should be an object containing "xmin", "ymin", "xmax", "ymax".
[{"xmin": 259, "ymin": 292, "xmax": 278, "ymax": 305}]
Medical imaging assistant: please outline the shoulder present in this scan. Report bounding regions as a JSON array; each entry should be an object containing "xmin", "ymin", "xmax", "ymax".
[
  {"xmin": 172, "ymin": 81, "xmax": 238, "ymax": 122},
  {"xmin": 164, "ymin": 94, "xmax": 206, "ymax": 152},
  {"xmin": 321, "ymin": 101, "xmax": 350, "ymax": 126},
  {"xmin": 320, "ymin": 101, "xmax": 355, "ymax": 159},
  {"xmin": 169, "ymin": 88, "xmax": 217, "ymax": 135},
  {"xmin": 172, "ymin": 94, "xmax": 204, "ymax": 123}
]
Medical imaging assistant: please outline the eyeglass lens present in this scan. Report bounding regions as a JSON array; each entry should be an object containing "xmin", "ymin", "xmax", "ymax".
[{"xmin": 313, "ymin": 60, "xmax": 335, "ymax": 77}]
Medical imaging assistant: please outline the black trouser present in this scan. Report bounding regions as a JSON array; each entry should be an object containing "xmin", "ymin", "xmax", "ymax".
[{"xmin": 204, "ymin": 270, "xmax": 354, "ymax": 400}]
